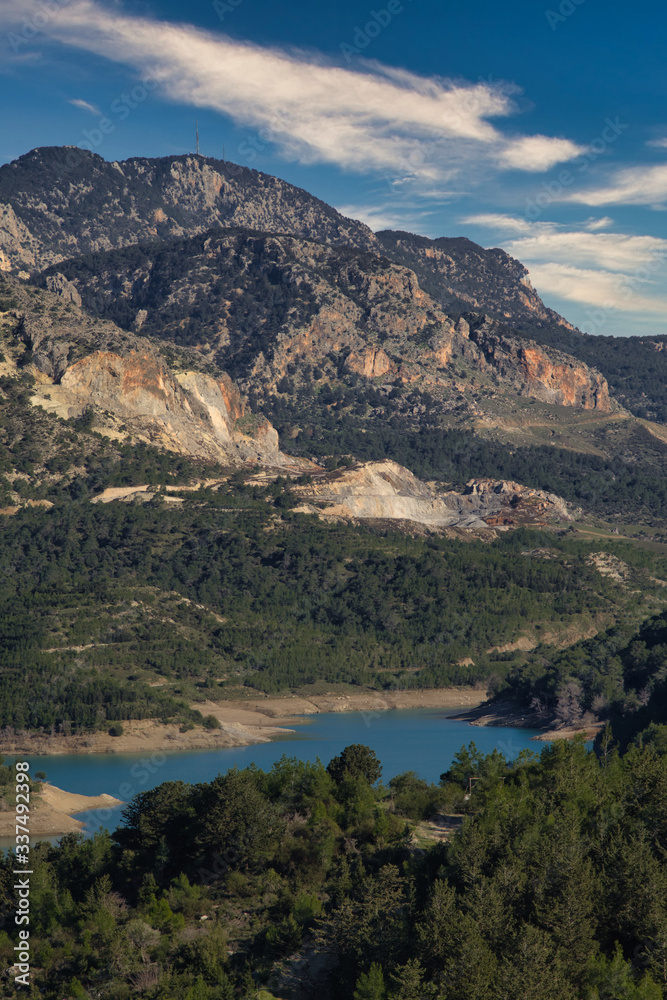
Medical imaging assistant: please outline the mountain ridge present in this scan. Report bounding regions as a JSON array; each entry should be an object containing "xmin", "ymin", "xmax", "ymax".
[
  {"xmin": 0, "ymin": 146, "xmax": 378, "ymax": 274},
  {"xmin": 34, "ymin": 225, "xmax": 617, "ymax": 417}
]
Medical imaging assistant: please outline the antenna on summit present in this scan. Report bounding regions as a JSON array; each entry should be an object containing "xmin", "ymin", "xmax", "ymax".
[{"xmin": 195, "ymin": 120, "xmax": 200, "ymax": 156}]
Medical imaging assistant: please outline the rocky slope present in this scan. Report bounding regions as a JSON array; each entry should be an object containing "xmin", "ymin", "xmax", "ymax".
[
  {"xmin": 376, "ymin": 230, "xmax": 577, "ymax": 339},
  {"xmin": 6, "ymin": 146, "xmax": 660, "ymax": 423},
  {"xmin": 0, "ymin": 147, "xmax": 377, "ymax": 275},
  {"xmin": 38, "ymin": 227, "xmax": 616, "ymax": 415},
  {"xmin": 292, "ymin": 460, "xmax": 574, "ymax": 530},
  {"xmin": 0, "ymin": 275, "xmax": 298, "ymax": 468}
]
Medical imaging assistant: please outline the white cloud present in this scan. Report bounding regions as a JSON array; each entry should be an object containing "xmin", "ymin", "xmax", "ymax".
[
  {"xmin": 524, "ymin": 262, "xmax": 667, "ymax": 317},
  {"xmin": 0, "ymin": 0, "xmax": 585, "ymax": 182},
  {"xmin": 461, "ymin": 213, "xmax": 667, "ymax": 320},
  {"xmin": 498, "ymin": 135, "xmax": 583, "ymax": 172},
  {"xmin": 506, "ymin": 231, "xmax": 667, "ymax": 274},
  {"xmin": 584, "ymin": 216, "xmax": 614, "ymax": 231},
  {"xmin": 69, "ymin": 98, "xmax": 101, "ymax": 115},
  {"xmin": 336, "ymin": 202, "xmax": 434, "ymax": 233},
  {"xmin": 566, "ymin": 164, "xmax": 667, "ymax": 207},
  {"xmin": 647, "ymin": 137, "xmax": 667, "ymax": 148},
  {"xmin": 463, "ymin": 212, "xmax": 542, "ymax": 235}
]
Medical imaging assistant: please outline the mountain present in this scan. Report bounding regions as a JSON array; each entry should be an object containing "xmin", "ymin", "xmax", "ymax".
[
  {"xmin": 0, "ymin": 147, "xmax": 665, "ymax": 530},
  {"xmin": 5, "ymin": 146, "xmax": 666, "ymax": 423},
  {"xmin": 37, "ymin": 226, "xmax": 615, "ymax": 415},
  {"xmin": 1, "ymin": 146, "xmax": 667, "ymax": 746},
  {"xmin": 375, "ymin": 229, "xmax": 577, "ymax": 338},
  {"xmin": 0, "ymin": 273, "xmax": 296, "ymax": 469},
  {"xmin": 0, "ymin": 147, "xmax": 377, "ymax": 275}
]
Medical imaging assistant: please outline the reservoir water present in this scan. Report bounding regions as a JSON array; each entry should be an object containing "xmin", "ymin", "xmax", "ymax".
[{"xmin": 4, "ymin": 708, "xmax": 545, "ymax": 840}]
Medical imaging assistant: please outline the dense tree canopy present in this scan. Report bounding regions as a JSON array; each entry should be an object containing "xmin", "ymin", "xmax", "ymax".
[{"xmin": 2, "ymin": 737, "xmax": 667, "ymax": 999}]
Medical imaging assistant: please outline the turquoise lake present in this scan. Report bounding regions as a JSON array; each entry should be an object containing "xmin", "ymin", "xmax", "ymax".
[{"xmin": 3, "ymin": 708, "xmax": 546, "ymax": 840}]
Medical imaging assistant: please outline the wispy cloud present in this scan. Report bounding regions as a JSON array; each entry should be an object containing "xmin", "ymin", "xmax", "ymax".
[
  {"xmin": 498, "ymin": 135, "xmax": 583, "ymax": 172},
  {"xmin": 69, "ymin": 97, "xmax": 101, "ymax": 115},
  {"xmin": 463, "ymin": 213, "xmax": 667, "ymax": 319},
  {"xmin": 525, "ymin": 262, "xmax": 667, "ymax": 317},
  {"xmin": 336, "ymin": 202, "xmax": 434, "ymax": 233},
  {"xmin": 566, "ymin": 164, "xmax": 667, "ymax": 208},
  {"xmin": 0, "ymin": 0, "xmax": 585, "ymax": 182}
]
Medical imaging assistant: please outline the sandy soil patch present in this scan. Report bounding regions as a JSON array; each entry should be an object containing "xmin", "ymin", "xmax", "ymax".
[
  {"xmin": 0, "ymin": 717, "xmax": 287, "ymax": 757},
  {"xmin": 0, "ymin": 783, "xmax": 124, "ymax": 837},
  {"xmin": 0, "ymin": 688, "xmax": 486, "ymax": 758}
]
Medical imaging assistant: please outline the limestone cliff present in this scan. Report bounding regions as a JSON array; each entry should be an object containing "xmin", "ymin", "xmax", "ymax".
[
  {"xmin": 0, "ymin": 147, "xmax": 378, "ymax": 274},
  {"xmin": 466, "ymin": 318, "xmax": 612, "ymax": 410},
  {"xmin": 42, "ymin": 227, "xmax": 615, "ymax": 417},
  {"xmin": 3, "ymin": 277, "xmax": 296, "ymax": 468},
  {"xmin": 376, "ymin": 230, "xmax": 577, "ymax": 338}
]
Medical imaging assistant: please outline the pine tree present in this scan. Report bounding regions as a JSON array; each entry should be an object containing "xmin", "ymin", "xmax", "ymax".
[{"xmin": 354, "ymin": 963, "xmax": 386, "ymax": 1000}]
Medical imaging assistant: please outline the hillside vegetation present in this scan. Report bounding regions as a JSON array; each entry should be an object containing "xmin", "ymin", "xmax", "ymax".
[{"xmin": 2, "ymin": 737, "xmax": 666, "ymax": 998}]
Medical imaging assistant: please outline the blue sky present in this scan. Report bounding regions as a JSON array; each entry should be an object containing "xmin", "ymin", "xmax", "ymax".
[{"xmin": 1, "ymin": 0, "xmax": 666, "ymax": 337}]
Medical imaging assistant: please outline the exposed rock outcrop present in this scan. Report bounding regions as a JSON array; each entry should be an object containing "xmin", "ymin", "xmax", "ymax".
[
  {"xmin": 293, "ymin": 461, "xmax": 574, "ymax": 530},
  {"xmin": 38, "ymin": 349, "xmax": 288, "ymax": 465},
  {"xmin": 467, "ymin": 319, "xmax": 613, "ymax": 411},
  {"xmin": 0, "ymin": 147, "xmax": 378, "ymax": 274},
  {"xmin": 2, "ymin": 278, "xmax": 298, "ymax": 468},
  {"xmin": 44, "ymin": 272, "xmax": 82, "ymax": 308},
  {"xmin": 40, "ymin": 228, "xmax": 616, "ymax": 414},
  {"xmin": 376, "ymin": 230, "xmax": 577, "ymax": 337}
]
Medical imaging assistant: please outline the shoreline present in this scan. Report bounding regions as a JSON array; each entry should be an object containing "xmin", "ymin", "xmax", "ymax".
[
  {"xmin": 0, "ymin": 688, "xmax": 600, "ymax": 761},
  {"xmin": 0, "ymin": 783, "xmax": 123, "ymax": 838},
  {"xmin": 0, "ymin": 687, "xmax": 487, "ymax": 757},
  {"xmin": 449, "ymin": 700, "xmax": 604, "ymax": 742}
]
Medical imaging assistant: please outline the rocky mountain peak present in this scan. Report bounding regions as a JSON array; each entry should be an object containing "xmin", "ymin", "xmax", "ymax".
[{"xmin": 0, "ymin": 146, "xmax": 378, "ymax": 275}]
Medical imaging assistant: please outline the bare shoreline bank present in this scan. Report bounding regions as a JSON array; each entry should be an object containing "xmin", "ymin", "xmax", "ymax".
[
  {"xmin": 0, "ymin": 687, "xmax": 599, "ymax": 763},
  {"xmin": 0, "ymin": 687, "xmax": 487, "ymax": 757},
  {"xmin": 449, "ymin": 700, "xmax": 604, "ymax": 743},
  {"xmin": 0, "ymin": 783, "xmax": 124, "ymax": 838}
]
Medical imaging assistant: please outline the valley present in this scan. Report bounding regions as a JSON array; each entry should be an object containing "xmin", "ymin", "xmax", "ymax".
[{"xmin": 0, "ymin": 149, "xmax": 665, "ymax": 761}]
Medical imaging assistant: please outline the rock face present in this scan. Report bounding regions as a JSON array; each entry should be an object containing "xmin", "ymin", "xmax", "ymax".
[
  {"xmin": 0, "ymin": 144, "xmax": 628, "ymax": 464},
  {"xmin": 376, "ymin": 230, "xmax": 577, "ymax": 339},
  {"xmin": 453, "ymin": 478, "xmax": 573, "ymax": 526},
  {"xmin": 40, "ymin": 227, "xmax": 616, "ymax": 414},
  {"xmin": 43, "ymin": 272, "xmax": 82, "ymax": 308},
  {"xmin": 4, "ymin": 277, "xmax": 296, "ymax": 468},
  {"xmin": 467, "ymin": 319, "xmax": 612, "ymax": 410},
  {"xmin": 0, "ymin": 147, "xmax": 378, "ymax": 274},
  {"xmin": 293, "ymin": 461, "xmax": 574, "ymax": 529},
  {"xmin": 38, "ymin": 349, "xmax": 288, "ymax": 465}
]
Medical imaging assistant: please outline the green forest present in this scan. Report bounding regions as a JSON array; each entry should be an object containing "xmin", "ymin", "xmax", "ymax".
[
  {"xmin": 260, "ymin": 382, "xmax": 667, "ymax": 524},
  {"xmin": 1, "ymin": 488, "xmax": 665, "ymax": 733},
  {"xmin": 2, "ymin": 736, "xmax": 667, "ymax": 998}
]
